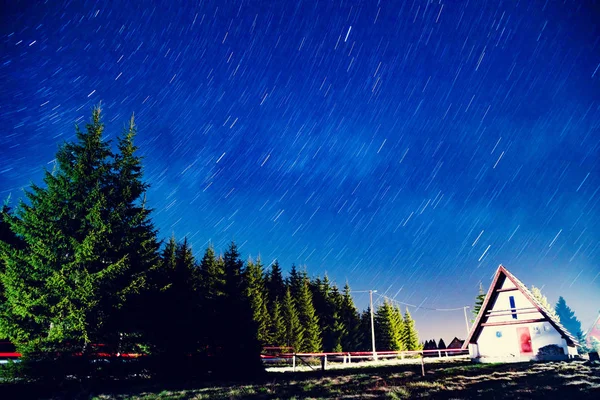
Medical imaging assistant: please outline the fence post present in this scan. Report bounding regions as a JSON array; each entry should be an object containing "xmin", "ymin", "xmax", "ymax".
[
  {"xmin": 421, "ymin": 352, "xmax": 425, "ymax": 377},
  {"xmin": 438, "ymin": 350, "xmax": 441, "ymax": 358},
  {"xmin": 321, "ymin": 355, "xmax": 327, "ymax": 371},
  {"xmin": 292, "ymin": 354, "xmax": 296, "ymax": 372},
  {"xmin": 348, "ymin": 353, "xmax": 352, "ymax": 363}
]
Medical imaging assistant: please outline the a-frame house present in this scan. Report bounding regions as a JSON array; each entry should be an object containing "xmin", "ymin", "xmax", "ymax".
[
  {"xmin": 462, "ymin": 265, "xmax": 578, "ymax": 362},
  {"xmin": 585, "ymin": 313, "xmax": 600, "ymax": 350}
]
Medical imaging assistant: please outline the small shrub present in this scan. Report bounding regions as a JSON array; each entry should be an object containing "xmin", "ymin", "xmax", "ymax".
[{"xmin": 538, "ymin": 345, "xmax": 564, "ymax": 356}]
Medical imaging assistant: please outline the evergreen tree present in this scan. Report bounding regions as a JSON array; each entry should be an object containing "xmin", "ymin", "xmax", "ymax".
[
  {"xmin": 339, "ymin": 282, "xmax": 361, "ymax": 351},
  {"xmin": 198, "ymin": 244, "xmax": 225, "ymax": 300},
  {"xmin": 472, "ymin": 282, "xmax": 486, "ymax": 322},
  {"xmin": 268, "ymin": 296, "xmax": 286, "ymax": 347},
  {"xmin": 310, "ymin": 275, "xmax": 338, "ymax": 352},
  {"xmin": 375, "ymin": 301, "xmax": 402, "ymax": 351},
  {"xmin": 287, "ymin": 264, "xmax": 303, "ymax": 299},
  {"xmin": 296, "ymin": 277, "xmax": 322, "ymax": 352},
  {"xmin": 531, "ymin": 285, "xmax": 558, "ymax": 320},
  {"xmin": 265, "ymin": 260, "xmax": 286, "ymax": 306},
  {"xmin": 555, "ymin": 296, "xmax": 583, "ymax": 343},
  {"xmin": 146, "ymin": 236, "xmax": 199, "ymax": 372},
  {"xmin": 392, "ymin": 305, "xmax": 406, "ymax": 351},
  {"xmin": 438, "ymin": 338, "xmax": 446, "ymax": 349},
  {"xmin": 282, "ymin": 288, "xmax": 303, "ymax": 352},
  {"xmin": 359, "ymin": 308, "xmax": 373, "ymax": 351},
  {"xmin": 402, "ymin": 308, "xmax": 421, "ymax": 351},
  {"xmin": 244, "ymin": 257, "xmax": 270, "ymax": 346},
  {"xmin": 220, "ymin": 242, "xmax": 263, "ymax": 377},
  {"xmin": 197, "ymin": 245, "xmax": 225, "ymax": 357},
  {"xmin": 0, "ymin": 108, "xmax": 159, "ymax": 378}
]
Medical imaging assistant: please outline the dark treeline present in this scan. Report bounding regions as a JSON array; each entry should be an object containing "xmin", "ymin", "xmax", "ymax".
[{"xmin": 0, "ymin": 108, "xmax": 420, "ymax": 381}]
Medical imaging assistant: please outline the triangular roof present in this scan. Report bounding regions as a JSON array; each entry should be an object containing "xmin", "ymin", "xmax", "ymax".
[
  {"xmin": 586, "ymin": 313, "xmax": 600, "ymax": 342},
  {"xmin": 462, "ymin": 265, "xmax": 578, "ymax": 349}
]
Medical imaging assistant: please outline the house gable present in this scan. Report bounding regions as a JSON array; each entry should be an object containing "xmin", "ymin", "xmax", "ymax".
[
  {"xmin": 586, "ymin": 314, "xmax": 600, "ymax": 345},
  {"xmin": 462, "ymin": 265, "xmax": 578, "ymax": 349}
]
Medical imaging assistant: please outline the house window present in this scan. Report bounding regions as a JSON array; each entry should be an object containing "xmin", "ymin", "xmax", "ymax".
[{"xmin": 509, "ymin": 296, "xmax": 517, "ymax": 319}]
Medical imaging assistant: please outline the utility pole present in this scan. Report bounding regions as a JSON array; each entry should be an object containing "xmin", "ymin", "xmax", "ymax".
[
  {"xmin": 370, "ymin": 290, "xmax": 377, "ymax": 361},
  {"xmin": 463, "ymin": 306, "xmax": 471, "ymax": 336},
  {"xmin": 350, "ymin": 289, "xmax": 378, "ymax": 361}
]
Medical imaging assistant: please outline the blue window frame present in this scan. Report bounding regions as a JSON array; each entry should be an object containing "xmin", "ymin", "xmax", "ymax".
[{"xmin": 509, "ymin": 296, "xmax": 517, "ymax": 319}]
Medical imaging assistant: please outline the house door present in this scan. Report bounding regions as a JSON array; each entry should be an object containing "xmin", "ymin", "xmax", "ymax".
[{"xmin": 517, "ymin": 327, "xmax": 533, "ymax": 355}]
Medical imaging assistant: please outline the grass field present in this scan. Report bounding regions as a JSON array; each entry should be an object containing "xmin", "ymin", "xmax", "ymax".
[{"xmin": 2, "ymin": 359, "xmax": 599, "ymax": 399}]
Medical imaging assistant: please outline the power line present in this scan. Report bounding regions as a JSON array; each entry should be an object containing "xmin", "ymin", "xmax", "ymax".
[{"xmin": 375, "ymin": 293, "xmax": 467, "ymax": 312}]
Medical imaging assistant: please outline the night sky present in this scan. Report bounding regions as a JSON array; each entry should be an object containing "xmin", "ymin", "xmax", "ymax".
[{"xmin": 1, "ymin": 0, "xmax": 599, "ymax": 343}]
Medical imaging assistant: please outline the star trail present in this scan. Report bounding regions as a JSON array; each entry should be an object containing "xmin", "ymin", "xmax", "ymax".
[{"xmin": 1, "ymin": 0, "xmax": 599, "ymax": 342}]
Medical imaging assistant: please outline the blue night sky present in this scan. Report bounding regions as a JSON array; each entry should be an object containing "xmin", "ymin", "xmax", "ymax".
[{"xmin": 0, "ymin": 0, "xmax": 599, "ymax": 343}]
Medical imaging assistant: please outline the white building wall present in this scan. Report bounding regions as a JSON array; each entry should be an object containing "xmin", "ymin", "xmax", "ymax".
[{"xmin": 474, "ymin": 277, "xmax": 573, "ymax": 362}]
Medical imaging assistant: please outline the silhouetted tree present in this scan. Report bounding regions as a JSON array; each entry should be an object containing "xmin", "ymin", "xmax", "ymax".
[
  {"xmin": 245, "ymin": 257, "xmax": 270, "ymax": 346},
  {"xmin": 555, "ymin": 296, "xmax": 583, "ymax": 346},
  {"xmin": 340, "ymin": 282, "xmax": 361, "ymax": 351},
  {"xmin": 472, "ymin": 282, "xmax": 486, "ymax": 322},
  {"xmin": 402, "ymin": 308, "xmax": 421, "ymax": 350}
]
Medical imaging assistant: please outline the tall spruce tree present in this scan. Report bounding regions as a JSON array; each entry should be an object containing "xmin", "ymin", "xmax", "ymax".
[
  {"xmin": 0, "ymin": 108, "xmax": 159, "ymax": 374},
  {"xmin": 472, "ymin": 282, "xmax": 486, "ymax": 322},
  {"xmin": 266, "ymin": 260, "xmax": 286, "ymax": 306},
  {"xmin": 197, "ymin": 245, "xmax": 225, "ymax": 355},
  {"xmin": 531, "ymin": 285, "xmax": 558, "ymax": 320},
  {"xmin": 296, "ymin": 276, "xmax": 322, "ymax": 352},
  {"xmin": 244, "ymin": 257, "xmax": 270, "ymax": 347},
  {"xmin": 555, "ymin": 296, "xmax": 583, "ymax": 342},
  {"xmin": 402, "ymin": 308, "xmax": 420, "ymax": 350},
  {"xmin": 146, "ymin": 236, "xmax": 199, "ymax": 370},
  {"xmin": 375, "ymin": 301, "xmax": 402, "ymax": 351},
  {"xmin": 287, "ymin": 264, "xmax": 303, "ymax": 299},
  {"xmin": 282, "ymin": 287, "xmax": 303, "ymax": 352},
  {"xmin": 359, "ymin": 308, "xmax": 373, "ymax": 351},
  {"xmin": 268, "ymin": 296, "xmax": 286, "ymax": 347},
  {"xmin": 220, "ymin": 242, "xmax": 263, "ymax": 377},
  {"xmin": 340, "ymin": 282, "xmax": 361, "ymax": 351},
  {"xmin": 310, "ymin": 275, "xmax": 336, "ymax": 351}
]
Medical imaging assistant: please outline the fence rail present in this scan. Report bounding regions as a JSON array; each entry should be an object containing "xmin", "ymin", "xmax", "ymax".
[{"xmin": 263, "ymin": 348, "xmax": 469, "ymax": 372}]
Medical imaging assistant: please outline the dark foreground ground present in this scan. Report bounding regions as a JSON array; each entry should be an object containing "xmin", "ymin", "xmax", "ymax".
[{"xmin": 1, "ymin": 359, "xmax": 599, "ymax": 399}]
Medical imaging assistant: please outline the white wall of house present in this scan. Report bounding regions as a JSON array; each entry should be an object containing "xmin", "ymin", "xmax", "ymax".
[{"xmin": 471, "ymin": 277, "xmax": 575, "ymax": 361}]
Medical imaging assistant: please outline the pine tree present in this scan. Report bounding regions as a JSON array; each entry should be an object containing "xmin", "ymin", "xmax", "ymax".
[
  {"xmin": 265, "ymin": 260, "xmax": 286, "ymax": 306},
  {"xmin": 268, "ymin": 296, "xmax": 286, "ymax": 347},
  {"xmin": 244, "ymin": 257, "xmax": 270, "ymax": 346},
  {"xmin": 438, "ymin": 338, "xmax": 446, "ymax": 349},
  {"xmin": 472, "ymin": 282, "xmax": 486, "ymax": 322},
  {"xmin": 359, "ymin": 308, "xmax": 373, "ymax": 351},
  {"xmin": 197, "ymin": 245, "xmax": 225, "ymax": 356},
  {"xmin": 310, "ymin": 275, "xmax": 337, "ymax": 351},
  {"xmin": 392, "ymin": 305, "xmax": 406, "ymax": 351},
  {"xmin": 220, "ymin": 242, "xmax": 263, "ymax": 377},
  {"xmin": 339, "ymin": 282, "xmax": 361, "ymax": 351},
  {"xmin": 287, "ymin": 264, "xmax": 303, "ymax": 299},
  {"xmin": 0, "ymin": 108, "xmax": 160, "ymax": 378},
  {"xmin": 198, "ymin": 244, "xmax": 225, "ymax": 300},
  {"xmin": 296, "ymin": 277, "xmax": 322, "ymax": 352},
  {"xmin": 531, "ymin": 285, "xmax": 558, "ymax": 320},
  {"xmin": 146, "ymin": 236, "xmax": 198, "ymax": 369},
  {"xmin": 282, "ymin": 288, "xmax": 303, "ymax": 352},
  {"xmin": 375, "ymin": 301, "xmax": 402, "ymax": 351},
  {"xmin": 555, "ymin": 296, "xmax": 583, "ymax": 343},
  {"xmin": 402, "ymin": 308, "xmax": 421, "ymax": 351}
]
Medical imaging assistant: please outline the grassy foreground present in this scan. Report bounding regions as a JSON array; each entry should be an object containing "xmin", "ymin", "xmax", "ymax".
[{"xmin": 1, "ymin": 359, "xmax": 599, "ymax": 399}]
